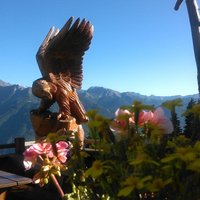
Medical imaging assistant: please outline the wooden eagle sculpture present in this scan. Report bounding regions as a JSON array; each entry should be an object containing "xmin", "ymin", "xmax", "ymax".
[{"xmin": 32, "ymin": 17, "xmax": 93, "ymax": 125}]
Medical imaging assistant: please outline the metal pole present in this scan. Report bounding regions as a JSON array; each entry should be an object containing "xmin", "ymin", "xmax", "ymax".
[{"xmin": 175, "ymin": 0, "xmax": 200, "ymax": 93}]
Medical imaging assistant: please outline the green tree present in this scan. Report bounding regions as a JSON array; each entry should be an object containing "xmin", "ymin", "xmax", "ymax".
[
  {"xmin": 162, "ymin": 98, "xmax": 182, "ymax": 136},
  {"xmin": 184, "ymin": 98, "xmax": 196, "ymax": 138},
  {"xmin": 184, "ymin": 99, "xmax": 200, "ymax": 141}
]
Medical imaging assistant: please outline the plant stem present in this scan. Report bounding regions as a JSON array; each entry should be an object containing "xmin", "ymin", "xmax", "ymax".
[{"xmin": 50, "ymin": 174, "xmax": 64, "ymax": 198}]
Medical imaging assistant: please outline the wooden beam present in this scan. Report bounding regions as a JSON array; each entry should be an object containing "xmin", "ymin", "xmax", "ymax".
[{"xmin": 175, "ymin": 0, "xmax": 200, "ymax": 93}]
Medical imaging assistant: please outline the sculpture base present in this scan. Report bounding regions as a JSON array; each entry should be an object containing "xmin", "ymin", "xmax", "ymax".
[{"xmin": 30, "ymin": 110, "xmax": 84, "ymax": 147}]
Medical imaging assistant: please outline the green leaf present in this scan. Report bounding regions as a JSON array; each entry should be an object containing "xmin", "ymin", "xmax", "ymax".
[
  {"xmin": 161, "ymin": 155, "xmax": 177, "ymax": 163},
  {"xmin": 147, "ymin": 178, "xmax": 172, "ymax": 192},
  {"xmin": 80, "ymin": 151, "xmax": 90, "ymax": 158},
  {"xmin": 141, "ymin": 175, "xmax": 153, "ymax": 183},
  {"xmin": 88, "ymin": 120, "xmax": 101, "ymax": 129},
  {"xmin": 194, "ymin": 141, "xmax": 200, "ymax": 152},
  {"xmin": 118, "ymin": 186, "xmax": 134, "ymax": 197},
  {"xmin": 85, "ymin": 160, "xmax": 104, "ymax": 178},
  {"xmin": 187, "ymin": 159, "xmax": 200, "ymax": 172}
]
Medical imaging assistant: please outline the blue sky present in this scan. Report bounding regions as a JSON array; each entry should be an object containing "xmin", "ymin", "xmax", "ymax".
[{"xmin": 0, "ymin": 0, "xmax": 198, "ymax": 96}]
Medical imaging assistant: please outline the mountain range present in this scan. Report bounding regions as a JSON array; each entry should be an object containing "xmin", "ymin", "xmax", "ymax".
[{"xmin": 0, "ymin": 80, "xmax": 199, "ymax": 145}]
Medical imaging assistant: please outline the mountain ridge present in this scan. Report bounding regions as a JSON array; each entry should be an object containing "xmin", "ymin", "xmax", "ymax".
[{"xmin": 0, "ymin": 80, "xmax": 198, "ymax": 146}]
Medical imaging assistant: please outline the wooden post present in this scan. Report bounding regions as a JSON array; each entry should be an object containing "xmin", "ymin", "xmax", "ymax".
[
  {"xmin": 175, "ymin": 0, "xmax": 200, "ymax": 93},
  {"xmin": 14, "ymin": 137, "xmax": 25, "ymax": 154}
]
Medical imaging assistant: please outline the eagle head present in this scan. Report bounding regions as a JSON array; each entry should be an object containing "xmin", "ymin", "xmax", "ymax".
[{"xmin": 32, "ymin": 79, "xmax": 53, "ymax": 100}]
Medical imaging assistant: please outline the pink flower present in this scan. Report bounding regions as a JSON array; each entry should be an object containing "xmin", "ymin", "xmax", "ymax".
[
  {"xmin": 56, "ymin": 141, "xmax": 69, "ymax": 163},
  {"xmin": 23, "ymin": 143, "xmax": 53, "ymax": 159},
  {"xmin": 115, "ymin": 108, "xmax": 131, "ymax": 116},
  {"xmin": 32, "ymin": 143, "xmax": 52, "ymax": 154},
  {"xmin": 110, "ymin": 108, "xmax": 134, "ymax": 133},
  {"xmin": 138, "ymin": 108, "xmax": 173, "ymax": 134},
  {"xmin": 23, "ymin": 160, "xmax": 34, "ymax": 170},
  {"xmin": 23, "ymin": 142, "xmax": 55, "ymax": 170},
  {"xmin": 23, "ymin": 140, "xmax": 70, "ymax": 171},
  {"xmin": 23, "ymin": 143, "xmax": 53, "ymax": 169},
  {"xmin": 138, "ymin": 110, "xmax": 154, "ymax": 125},
  {"xmin": 150, "ymin": 107, "xmax": 173, "ymax": 134}
]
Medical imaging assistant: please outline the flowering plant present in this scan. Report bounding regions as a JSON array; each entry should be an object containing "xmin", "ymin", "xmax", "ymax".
[
  {"xmin": 66, "ymin": 101, "xmax": 175, "ymax": 199},
  {"xmin": 24, "ymin": 101, "xmax": 200, "ymax": 200},
  {"xmin": 110, "ymin": 106, "xmax": 173, "ymax": 137},
  {"xmin": 23, "ymin": 134, "xmax": 70, "ymax": 197}
]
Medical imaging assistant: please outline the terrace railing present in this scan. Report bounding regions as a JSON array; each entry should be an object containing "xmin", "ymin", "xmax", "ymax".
[{"xmin": 0, "ymin": 137, "xmax": 35, "ymax": 155}]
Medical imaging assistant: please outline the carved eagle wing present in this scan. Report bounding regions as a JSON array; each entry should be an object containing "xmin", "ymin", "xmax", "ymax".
[{"xmin": 36, "ymin": 17, "xmax": 94, "ymax": 89}]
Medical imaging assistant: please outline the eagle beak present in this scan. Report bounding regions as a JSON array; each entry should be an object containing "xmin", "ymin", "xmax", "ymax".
[{"xmin": 42, "ymin": 91, "xmax": 53, "ymax": 100}]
